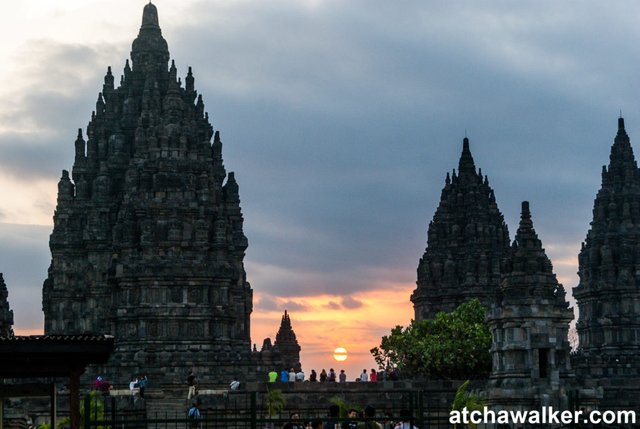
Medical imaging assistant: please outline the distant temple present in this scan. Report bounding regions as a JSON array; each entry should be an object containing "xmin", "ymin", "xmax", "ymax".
[
  {"xmin": 252, "ymin": 310, "xmax": 301, "ymax": 373},
  {"xmin": 41, "ymin": 3, "xmax": 297, "ymax": 384}
]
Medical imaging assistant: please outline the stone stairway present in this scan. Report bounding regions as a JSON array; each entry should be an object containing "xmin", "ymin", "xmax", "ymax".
[{"xmin": 144, "ymin": 387, "xmax": 189, "ymax": 421}]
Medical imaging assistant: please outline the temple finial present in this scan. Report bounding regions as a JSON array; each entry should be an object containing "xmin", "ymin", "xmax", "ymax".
[{"xmin": 141, "ymin": 2, "xmax": 159, "ymax": 28}]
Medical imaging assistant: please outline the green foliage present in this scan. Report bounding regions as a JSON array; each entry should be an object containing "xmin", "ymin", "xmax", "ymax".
[
  {"xmin": 370, "ymin": 299, "xmax": 491, "ymax": 379},
  {"xmin": 330, "ymin": 395, "xmax": 359, "ymax": 418},
  {"xmin": 451, "ymin": 380, "xmax": 485, "ymax": 429},
  {"xmin": 54, "ymin": 391, "xmax": 109, "ymax": 429},
  {"xmin": 265, "ymin": 388, "xmax": 286, "ymax": 417}
]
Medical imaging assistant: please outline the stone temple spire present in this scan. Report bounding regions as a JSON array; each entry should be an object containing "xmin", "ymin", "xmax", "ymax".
[
  {"xmin": 411, "ymin": 137, "xmax": 510, "ymax": 320},
  {"xmin": 0, "ymin": 273, "xmax": 14, "ymax": 338},
  {"xmin": 273, "ymin": 310, "xmax": 301, "ymax": 371},
  {"xmin": 131, "ymin": 2, "xmax": 169, "ymax": 76},
  {"xmin": 487, "ymin": 202, "xmax": 573, "ymax": 409},
  {"xmin": 43, "ymin": 4, "xmax": 258, "ymax": 384},
  {"xmin": 572, "ymin": 117, "xmax": 640, "ymax": 408},
  {"xmin": 499, "ymin": 202, "xmax": 569, "ymax": 304}
]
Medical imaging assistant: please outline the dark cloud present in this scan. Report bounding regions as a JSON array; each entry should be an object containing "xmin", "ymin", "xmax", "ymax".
[
  {"xmin": 255, "ymin": 296, "xmax": 280, "ymax": 312},
  {"xmin": 255, "ymin": 296, "xmax": 308, "ymax": 312},
  {"xmin": 341, "ymin": 296, "xmax": 363, "ymax": 310},
  {"xmin": 319, "ymin": 296, "xmax": 364, "ymax": 311},
  {"xmin": 3, "ymin": 1, "xmax": 640, "ymax": 332},
  {"xmin": 324, "ymin": 301, "xmax": 341, "ymax": 311}
]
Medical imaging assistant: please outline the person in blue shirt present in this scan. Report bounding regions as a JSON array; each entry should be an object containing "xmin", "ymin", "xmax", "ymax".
[{"xmin": 280, "ymin": 368, "xmax": 289, "ymax": 382}]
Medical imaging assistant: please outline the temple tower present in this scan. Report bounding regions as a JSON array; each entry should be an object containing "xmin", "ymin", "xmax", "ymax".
[
  {"xmin": 273, "ymin": 310, "xmax": 301, "ymax": 371},
  {"xmin": 42, "ymin": 4, "xmax": 257, "ymax": 383},
  {"xmin": 411, "ymin": 137, "xmax": 510, "ymax": 320},
  {"xmin": 487, "ymin": 202, "xmax": 574, "ymax": 409},
  {"xmin": 572, "ymin": 117, "xmax": 640, "ymax": 409},
  {"xmin": 0, "ymin": 274, "xmax": 14, "ymax": 338}
]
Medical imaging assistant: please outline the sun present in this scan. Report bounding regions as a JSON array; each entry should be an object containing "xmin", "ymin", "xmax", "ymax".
[{"xmin": 333, "ymin": 347, "xmax": 348, "ymax": 362}]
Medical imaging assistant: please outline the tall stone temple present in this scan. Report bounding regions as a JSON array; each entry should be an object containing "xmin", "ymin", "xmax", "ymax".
[
  {"xmin": 42, "ymin": 3, "xmax": 296, "ymax": 384},
  {"xmin": 487, "ymin": 202, "xmax": 574, "ymax": 409},
  {"xmin": 0, "ymin": 274, "xmax": 14, "ymax": 338},
  {"xmin": 411, "ymin": 137, "xmax": 511, "ymax": 321},
  {"xmin": 572, "ymin": 117, "xmax": 640, "ymax": 408}
]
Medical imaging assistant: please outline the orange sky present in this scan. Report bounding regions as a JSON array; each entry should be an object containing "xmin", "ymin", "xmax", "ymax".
[
  {"xmin": 14, "ymin": 284, "xmax": 417, "ymax": 380},
  {"xmin": 251, "ymin": 285, "xmax": 416, "ymax": 379}
]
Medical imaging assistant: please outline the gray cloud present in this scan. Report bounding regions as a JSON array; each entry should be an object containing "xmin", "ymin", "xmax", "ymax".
[
  {"xmin": 0, "ymin": 223, "xmax": 51, "ymax": 330},
  {"xmin": 2, "ymin": 1, "xmax": 640, "ymax": 331},
  {"xmin": 0, "ymin": 40, "xmax": 126, "ymax": 180},
  {"xmin": 324, "ymin": 301, "xmax": 341, "ymax": 311},
  {"xmin": 341, "ymin": 296, "xmax": 363, "ymax": 310},
  {"xmin": 255, "ymin": 296, "xmax": 308, "ymax": 312}
]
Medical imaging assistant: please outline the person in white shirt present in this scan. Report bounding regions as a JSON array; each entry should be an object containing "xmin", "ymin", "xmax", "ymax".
[
  {"xmin": 393, "ymin": 409, "xmax": 418, "ymax": 429},
  {"xmin": 229, "ymin": 378, "xmax": 240, "ymax": 390},
  {"xmin": 360, "ymin": 369, "xmax": 369, "ymax": 382},
  {"xmin": 295, "ymin": 370, "xmax": 304, "ymax": 381},
  {"xmin": 129, "ymin": 377, "xmax": 139, "ymax": 396},
  {"xmin": 288, "ymin": 368, "xmax": 296, "ymax": 382}
]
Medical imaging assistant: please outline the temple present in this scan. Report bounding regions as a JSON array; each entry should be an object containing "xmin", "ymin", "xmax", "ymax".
[
  {"xmin": 572, "ymin": 117, "xmax": 640, "ymax": 408},
  {"xmin": 273, "ymin": 310, "xmax": 302, "ymax": 371},
  {"xmin": 487, "ymin": 202, "xmax": 574, "ymax": 410},
  {"xmin": 411, "ymin": 137, "xmax": 510, "ymax": 320},
  {"xmin": 0, "ymin": 274, "xmax": 14, "ymax": 338},
  {"xmin": 41, "ymin": 3, "xmax": 296, "ymax": 384}
]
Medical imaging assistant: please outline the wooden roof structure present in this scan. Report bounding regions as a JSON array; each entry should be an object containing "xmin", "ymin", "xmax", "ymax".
[{"xmin": 0, "ymin": 335, "xmax": 114, "ymax": 429}]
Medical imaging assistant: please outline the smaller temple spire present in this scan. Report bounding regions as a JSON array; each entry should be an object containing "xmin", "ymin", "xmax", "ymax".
[
  {"xmin": 457, "ymin": 136, "xmax": 477, "ymax": 177},
  {"xmin": 186, "ymin": 66, "xmax": 195, "ymax": 93},
  {"xmin": 74, "ymin": 128, "xmax": 86, "ymax": 162},
  {"xmin": 273, "ymin": 310, "xmax": 301, "ymax": 371}
]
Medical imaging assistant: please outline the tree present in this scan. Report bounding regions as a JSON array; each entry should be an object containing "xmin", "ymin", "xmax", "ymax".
[
  {"xmin": 39, "ymin": 391, "xmax": 108, "ymax": 429},
  {"xmin": 265, "ymin": 388, "xmax": 286, "ymax": 418},
  {"xmin": 450, "ymin": 380, "xmax": 485, "ymax": 429},
  {"xmin": 370, "ymin": 299, "xmax": 491, "ymax": 379}
]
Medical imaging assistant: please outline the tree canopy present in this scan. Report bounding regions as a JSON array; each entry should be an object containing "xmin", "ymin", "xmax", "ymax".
[{"xmin": 370, "ymin": 299, "xmax": 491, "ymax": 379}]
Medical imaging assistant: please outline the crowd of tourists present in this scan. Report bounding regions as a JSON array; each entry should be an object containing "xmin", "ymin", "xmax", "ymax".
[{"xmin": 269, "ymin": 368, "xmax": 396, "ymax": 383}]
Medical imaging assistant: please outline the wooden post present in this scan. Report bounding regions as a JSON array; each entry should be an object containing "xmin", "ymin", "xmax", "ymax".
[{"xmin": 69, "ymin": 368, "xmax": 81, "ymax": 429}]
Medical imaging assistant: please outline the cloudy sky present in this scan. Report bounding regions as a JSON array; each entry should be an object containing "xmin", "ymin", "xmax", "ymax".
[{"xmin": 1, "ymin": 0, "xmax": 639, "ymax": 379}]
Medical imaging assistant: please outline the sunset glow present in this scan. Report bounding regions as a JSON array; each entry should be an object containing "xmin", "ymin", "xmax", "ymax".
[
  {"xmin": 251, "ymin": 286, "xmax": 415, "ymax": 379},
  {"xmin": 333, "ymin": 347, "xmax": 348, "ymax": 362}
]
